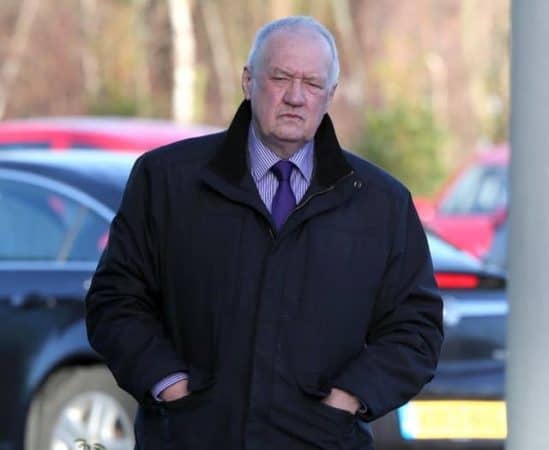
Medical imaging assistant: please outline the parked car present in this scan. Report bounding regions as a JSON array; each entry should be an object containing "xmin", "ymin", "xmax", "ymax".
[
  {"xmin": 0, "ymin": 151, "xmax": 138, "ymax": 450},
  {"xmin": 484, "ymin": 217, "xmax": 508, "ymax": 272},
  {"xmin": 416, "ymin": 145, "xmax": 509, "ymax": 258},
  {"xmin": 0, "ymin": 150, "xmax": 506, "ymax": 450},
  {"xmin": 372, "ymin": 231, "xmax": 507, "ymax": 449},
  {"xmin": 0, "ymin": 116, "xmax": 217, "ymax": 152}
]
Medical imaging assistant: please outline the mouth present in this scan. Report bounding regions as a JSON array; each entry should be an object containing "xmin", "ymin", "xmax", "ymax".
[{"xmin": 279, "ymin": 113, "xmax": 304, "ymax": 121}]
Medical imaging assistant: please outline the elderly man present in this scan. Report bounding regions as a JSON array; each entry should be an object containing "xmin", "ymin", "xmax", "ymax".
[{"xmin": 86, "ymin": 16, "xmax": 443, "ymax": 450}]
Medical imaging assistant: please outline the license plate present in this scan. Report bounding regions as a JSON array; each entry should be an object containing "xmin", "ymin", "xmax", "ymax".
[{"xmin": 398, "ymin": 400, "xmax": 507, "ymax": 440}]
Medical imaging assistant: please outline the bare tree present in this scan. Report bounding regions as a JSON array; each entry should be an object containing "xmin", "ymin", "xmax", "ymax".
[
  {"xmin": 168, "ymin": 0, "xmax": 196, "ymax": 123},
  {"xmin": 460, "ymin": 0, "xmax": 510, "ymax": 144},
  {"xmin": 424, "ymin": 51, "xmax": 449, "ymax": 127},
  {"xmin": 329, "ymin": 0, "xmax": 365, "ymax": 107},
  {"xmin": 134, "ymin": 0, "xmax": 154, "ymax": 116},
  {"xmin": 199, "ymin": 0, "xmax": 239, "ymax": 119},
  {"xmin": 79, "ymin": 0, "xmax": 101, "ymax": 99},
  {"xmin": 270, "ymin": 0, "xmax": 293, "ymax": 18},
  {"xmin": 0, "ymin": 0, "xmax": 41, "ymax": 119}
]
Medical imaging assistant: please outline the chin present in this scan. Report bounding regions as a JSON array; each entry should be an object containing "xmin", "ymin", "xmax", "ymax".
[
  {"xmin": 275, "ymin": 134, "xmax": 307, "ymax": 146},
  {"xmin": 274, "ymin": 127, "xmax": 308, "ymax": 141}
]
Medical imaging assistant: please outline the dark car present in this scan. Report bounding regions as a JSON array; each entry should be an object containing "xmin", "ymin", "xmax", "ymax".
[
  {"xmin": 0, "ymin": 151, "xmax": 507, "ymax": 450},
  {"xmin": 0, "ymin": 151, "xmax": 138, "ymax": 450},
  {"xmin": 372, "ymin": 231, "xmax": 507, "ymax": 449},
  {"xmin": 484, "ymin": 218, "xmax": 508, "ymax": 272}
]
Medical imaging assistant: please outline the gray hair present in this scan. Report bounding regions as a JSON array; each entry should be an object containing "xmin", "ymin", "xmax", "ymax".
[{"xmin": 246, "ymin": 16, "xmax": 340, "ymax": 87}]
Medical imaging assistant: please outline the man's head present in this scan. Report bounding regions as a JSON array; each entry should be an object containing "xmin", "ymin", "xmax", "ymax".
[{"xmin": 242, "ymin": 16, "xmax": 340, "ymax": 159}]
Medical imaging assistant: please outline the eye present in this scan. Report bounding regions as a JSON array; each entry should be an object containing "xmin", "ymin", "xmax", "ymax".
[{"xmin": 307, "ymin": 81, "xmax": 324, "ymax": 90}]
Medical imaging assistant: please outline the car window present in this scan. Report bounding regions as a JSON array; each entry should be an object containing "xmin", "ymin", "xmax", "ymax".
[
  {"xmin": 0, "ymin": 142, "xmax": 51, "ymax": 150},
  {"xmin": 0, "ymin": 177, "xmax": 109, "ymax": 261},
  {"xmin": 439, "ymin": 164, "xmax": 508, "ymax": 215}
]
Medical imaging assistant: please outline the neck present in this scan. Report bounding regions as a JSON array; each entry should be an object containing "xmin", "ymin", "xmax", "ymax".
[
  {"xmin": 251, "ymin": 122, "xmax": 306, "ymax": 160},
  {"xmin": 268, "ymin": 143, "xmax": 302, "ymax": 160}
]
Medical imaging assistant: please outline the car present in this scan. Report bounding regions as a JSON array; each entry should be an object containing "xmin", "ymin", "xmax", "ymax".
[
  {"xmin": 0, "ymin": 116, "xmax": 218, "ymax": 152},
  {"xmin": 0, "ymin": 150, "xmax": 507, "ymax": 450},
  {"xmin": 416, "ymin": 145, "xmax": 509, "ymax": 258},
  {"xmin": 483, "ymin": 217, "xmax": 508, "ymax": 272},
  {"xmin": 372, "ymin": 231, "xmax": 507, "ymax": 449},
  {"xmin": 0, "ymin": 151, "xmax": 138, "ymax": 450}
]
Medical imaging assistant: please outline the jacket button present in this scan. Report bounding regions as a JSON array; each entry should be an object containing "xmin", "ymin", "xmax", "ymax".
[{"xmin": 353, "ymin": 180, "xmax": 363, "ymax": 189}]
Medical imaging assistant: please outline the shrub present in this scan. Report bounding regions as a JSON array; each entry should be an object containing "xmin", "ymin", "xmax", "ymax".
[{"xmin": 354, "ymin": 100, "xmax": 447, "ymax": 196}]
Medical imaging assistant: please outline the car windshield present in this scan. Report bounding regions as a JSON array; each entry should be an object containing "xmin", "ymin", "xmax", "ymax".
[{"xmin": 439, "ymin": 164, "xmax": 508, "ymax": 215}]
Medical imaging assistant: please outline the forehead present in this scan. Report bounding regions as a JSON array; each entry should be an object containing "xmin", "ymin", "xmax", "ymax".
[{"xmin": 260, "ymin": 29, "xmax": 332, "ymax": 78}]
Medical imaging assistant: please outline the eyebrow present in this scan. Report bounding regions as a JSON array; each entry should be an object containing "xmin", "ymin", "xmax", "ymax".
[{"xmin": 270, "ymin": 67, "xmax": 326, "ymax": 84}]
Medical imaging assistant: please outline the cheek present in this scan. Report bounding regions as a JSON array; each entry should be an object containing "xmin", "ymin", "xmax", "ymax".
[
  {"xmin": 251, "ymin": 95, "xmax": 278, "ymax": 131},
  {"xmin": 257, "ymin": 93, "xmax": 281, "ymax": 116},
  {"xmin": 310, "ymin": 96, "xmax": 331, "ymax": 118}
]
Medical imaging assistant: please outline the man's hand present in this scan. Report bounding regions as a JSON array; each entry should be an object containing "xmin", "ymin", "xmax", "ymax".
[
  {"xmin": 159, "ymin": 379, "xmax": 190, "ymax": 402},
  {"xmin": 321, "ymin": 387, "xmax": 360, "ymax": 414}
]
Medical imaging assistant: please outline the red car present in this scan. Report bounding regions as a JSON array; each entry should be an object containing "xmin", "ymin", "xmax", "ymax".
[
  {"xmin": 0, "ymin": 116, "xmax": 218, "ymax": 152},
  {"xmin": 416, "ymin": 145, "xmax": 509, "ymax": 258}
]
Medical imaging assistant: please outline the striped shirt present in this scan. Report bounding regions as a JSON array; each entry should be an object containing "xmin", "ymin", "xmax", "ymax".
[
  {"xmin": 152, "ymin": 372, "xmax": 188, "ymax": 400},
  {"xmin": 152, "ymin": 125, "xmax": 314, "ymax": 400},
  {"xmin": 248, "ymin": 124, "xmax": 314, "ymax": 211}
]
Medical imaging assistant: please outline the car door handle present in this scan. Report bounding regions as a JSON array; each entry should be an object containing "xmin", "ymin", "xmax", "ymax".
[{"xmin": 11, "ymin": 293, "xmax": 57, "ymax": 309}]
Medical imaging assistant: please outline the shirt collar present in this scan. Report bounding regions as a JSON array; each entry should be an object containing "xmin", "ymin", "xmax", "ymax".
[{"xmin": 248, "ymin": 124, "xmax": 314, "ymax": 183}]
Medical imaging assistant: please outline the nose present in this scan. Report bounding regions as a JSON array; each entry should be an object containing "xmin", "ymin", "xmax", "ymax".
[{"xmin": 283, "ymin": 78, "xmax": 305, "ymax": 106}]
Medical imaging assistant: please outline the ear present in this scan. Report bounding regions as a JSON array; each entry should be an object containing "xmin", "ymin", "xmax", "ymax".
[{"xmin": 242, "ymin": 66, "xmax": 253, "ymax": 100}]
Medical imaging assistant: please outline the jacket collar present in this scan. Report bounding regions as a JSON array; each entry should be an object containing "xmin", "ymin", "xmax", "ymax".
[{"xmin": 207, "ymin": 100, "xmax": 353, "ymax": 188}]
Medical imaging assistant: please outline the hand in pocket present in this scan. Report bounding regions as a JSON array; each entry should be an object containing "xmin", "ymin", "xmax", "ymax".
[
  {"xmin": 160, "ymin": 379, "xmax": 190, "ymax": 402},
  {"xmin": 321, "ymin": 387, "xmax": 360, "ymax": 414}
]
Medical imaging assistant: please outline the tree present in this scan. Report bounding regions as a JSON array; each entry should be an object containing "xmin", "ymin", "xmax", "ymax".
[
  {"xmin": 79, "ymin": 0, "xmax": 100, "ymax": 100},
  {"xmin": 199, "ymin": 0, "xmax": 239, "ymax": 119},
  {"xmin": 134, "ymin": 0, "xmax": 154, "ymax": 116},
  {"xmin": 0, "ymin": 0, "xmax": 41, "ymax": 119},
  {"xmin": 167, "ymin": 0, "xmax": 196, "ymax": 123}
]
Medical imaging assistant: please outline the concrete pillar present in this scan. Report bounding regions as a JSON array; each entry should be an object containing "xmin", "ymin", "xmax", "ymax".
[{"xmin": 506, "ymin": 1, "xmax": 549, "ymax": 448}]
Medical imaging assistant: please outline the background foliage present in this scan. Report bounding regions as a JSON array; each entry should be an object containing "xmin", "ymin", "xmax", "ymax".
[
  {"xmin": 0, "ymin": 0, "xmax": 510, "ymax": 195},
  {"xmin": 357, "ymin": 100, "xmax": 446, "ymax": 195}
]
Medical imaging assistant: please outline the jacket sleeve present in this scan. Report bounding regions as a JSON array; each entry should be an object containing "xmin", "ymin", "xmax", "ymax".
[
  {"xmin": 332, "ymin": 191, "xmax": 444, "ymax": 421},
  {"xmin": 85, "ymin": 155, "xmax": 188, "ymax": 402}
]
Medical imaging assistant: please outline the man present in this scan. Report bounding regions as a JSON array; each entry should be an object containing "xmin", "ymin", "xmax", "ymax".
[{"xmin": 86, "ymin": 16, "xmax": 443, "ymax": 450}]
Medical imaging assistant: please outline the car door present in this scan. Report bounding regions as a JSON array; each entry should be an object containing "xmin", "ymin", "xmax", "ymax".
[{"xmin": 0, "ymin": 167, "xmax": 136, "ymax": 450}]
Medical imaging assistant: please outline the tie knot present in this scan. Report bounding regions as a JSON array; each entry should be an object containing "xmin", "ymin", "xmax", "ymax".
[{"xmin": 271, "ymin": 160, "xmax": 294, "ymax": 182}]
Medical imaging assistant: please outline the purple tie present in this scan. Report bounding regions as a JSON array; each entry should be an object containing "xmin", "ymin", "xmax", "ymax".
[{"xmin": 271, "ymin": 160, "xmax": 296, "ymax": 230}]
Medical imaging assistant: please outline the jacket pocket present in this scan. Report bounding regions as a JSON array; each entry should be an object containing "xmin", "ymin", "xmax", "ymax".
[
  {"xmin": 162, "ymin": 365, "xmax": 215, "ymax": 410},
  {"xmin": 269, "ymin": 370, "xmax": 358, "ymax": 450},
  {"xmin": 287, "ymin": 371, "xmax": 374, "ymax": 449},
  {"xmin": 295, "ymin": 371, "xmax": 356, "ymax": 426},
  {"xmin": 137, "ymin": 366, "xmax": 216, "ymax": 450},
  {"xmin": 163, "ymin": 388, "xmax": 216, "ymax": 449}
]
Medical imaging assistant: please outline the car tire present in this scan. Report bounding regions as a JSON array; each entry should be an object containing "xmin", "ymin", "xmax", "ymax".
[{"xmin": 25, "ymin": 365, "xmax": 137, "ymax": 450}]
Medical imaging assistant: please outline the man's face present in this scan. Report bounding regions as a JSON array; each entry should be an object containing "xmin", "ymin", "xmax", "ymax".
[{"xmin": 242, "ymin": 29, "xmax": 337, "ymax": 158}]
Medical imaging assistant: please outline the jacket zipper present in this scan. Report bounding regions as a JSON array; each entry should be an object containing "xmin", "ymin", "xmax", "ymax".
[
  {"xmin": 291, "ymin": 170, "xmax": 355, "ymax": 217},
  {"xmin": 268, "ymin": 170, "xmax": 356, "ymax": 237}
]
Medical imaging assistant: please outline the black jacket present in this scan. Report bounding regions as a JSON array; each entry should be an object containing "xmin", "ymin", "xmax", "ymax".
[{"xmin": 86, "ymin": 100, "xmax": 443, "ymax": 450}]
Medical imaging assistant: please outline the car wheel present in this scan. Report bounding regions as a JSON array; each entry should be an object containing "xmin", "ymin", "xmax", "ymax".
[{"xmin": 25, "ymin": 366, "xmax": 137, "ymax": 450}]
